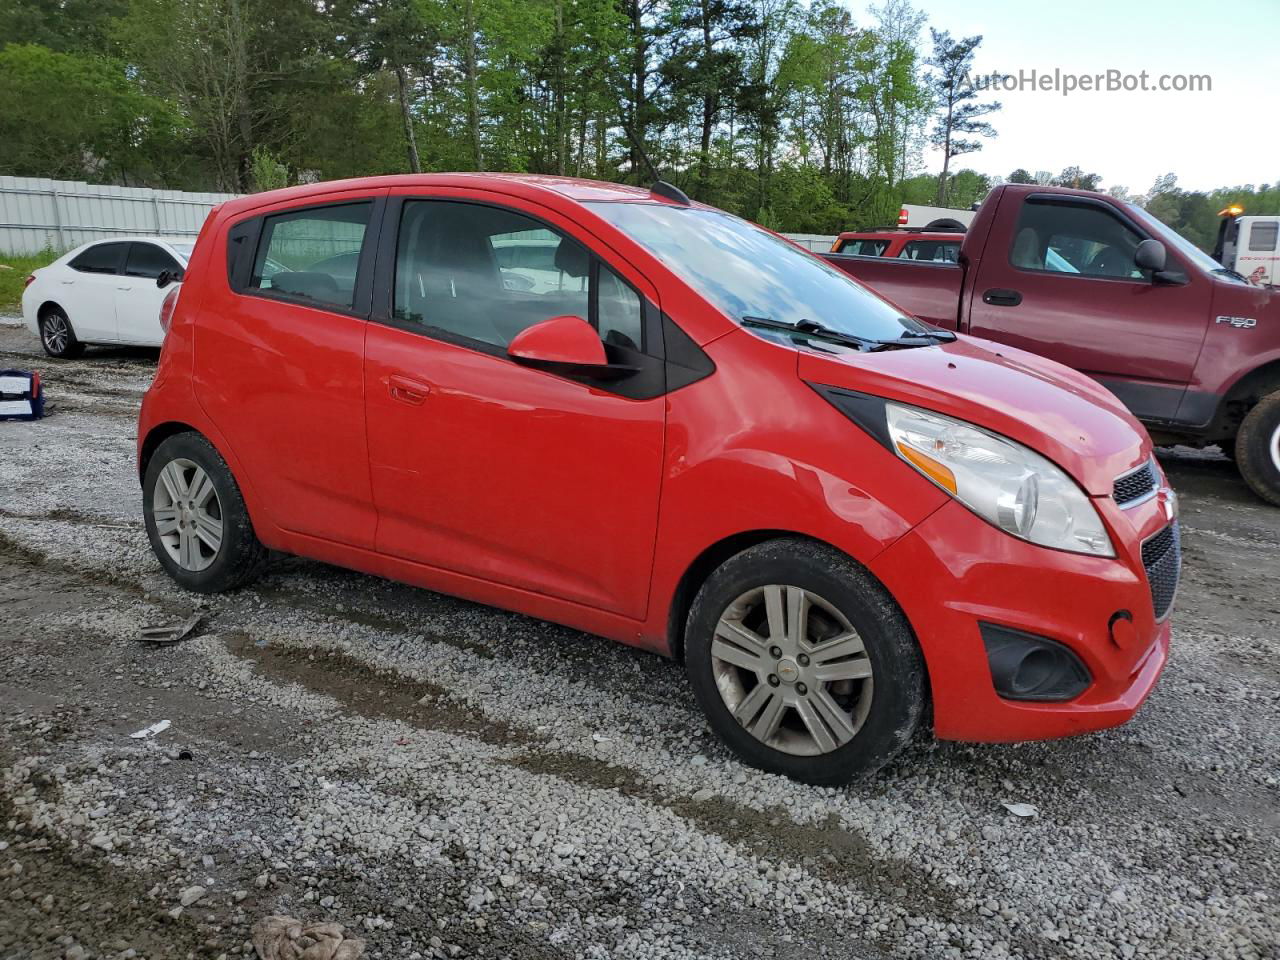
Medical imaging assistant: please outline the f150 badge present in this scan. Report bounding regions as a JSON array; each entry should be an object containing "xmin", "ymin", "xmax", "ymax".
[{"xmin": 1215, "ymin": 315, "xmax": 1257, "ymax": 328}]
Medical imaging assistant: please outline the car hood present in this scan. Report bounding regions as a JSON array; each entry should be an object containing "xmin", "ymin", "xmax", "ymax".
[{"xmin": 796, "ymin": 335, "xmax": 1150, "ymax": 496}]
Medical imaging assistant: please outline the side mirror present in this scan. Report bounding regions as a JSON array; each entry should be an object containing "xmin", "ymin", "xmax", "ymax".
[
  {"xmin": 1134, "ymin": 239, "xmax": 1167, "ymax": 274},
  {"xmin": 508, "ymin": 315, "xmax": 608, "ymax": 370},
  {"xmin": 156, "ymin": 269, "xmax": 185, "ymax": 289}
]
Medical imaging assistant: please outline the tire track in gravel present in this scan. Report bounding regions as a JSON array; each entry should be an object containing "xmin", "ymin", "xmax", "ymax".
[{"xmin": 224, "ymin": 631, "xmax": 967, "ymax": 924}]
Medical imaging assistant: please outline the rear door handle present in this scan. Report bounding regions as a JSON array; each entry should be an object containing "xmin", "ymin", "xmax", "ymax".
[
  {"xmin": 983, "ymin": 288, "xmax": 1022, "ymax": 306},
  {"xmin": 386, "ymin": 375, "xmax": 431, "ymax": 405}
]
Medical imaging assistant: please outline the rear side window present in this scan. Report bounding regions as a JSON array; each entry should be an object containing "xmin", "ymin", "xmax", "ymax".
[
  {"xmin": 124, "ymin": 242, "xmax": 181, "ymax": 279},
  {"xmin": 837, "ymin": 238, "xmax": 889, "ymax": 256},
  {"xmin": 900, "ymin": 240, "xmax": 960, "ymax": 263},
  {"xmin": 1248, "ymin": 221, "xmax": 1278, "ymax": 252},
  {"xmin": 69, "ymin": 242, "xmax": 127, "ymax": 274},
  {"xmin": 250, "ymin": 203, "xmax": 371, "ymax": 309}
]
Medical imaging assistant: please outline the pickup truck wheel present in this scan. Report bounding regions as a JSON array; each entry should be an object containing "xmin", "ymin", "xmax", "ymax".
[
  {"xmin": 684, "ymin": 538, "xmax": 925, "ymax": 785},
  {"xmin": 1235, "ymin": 392, "xmax": 1280, "ymax": 507}
]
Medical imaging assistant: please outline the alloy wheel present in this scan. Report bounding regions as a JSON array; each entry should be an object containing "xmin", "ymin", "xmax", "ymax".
[
  {"xmin": 42, "ymin": 314, "xmax": 69, "ymax": 354},
  {"xmin": 152, "ymin": 458, "xmax": 223, "ymax": 572},
  {"xmin": 710, "ymin": 584, "xmax": 874, "ymax": 756}
]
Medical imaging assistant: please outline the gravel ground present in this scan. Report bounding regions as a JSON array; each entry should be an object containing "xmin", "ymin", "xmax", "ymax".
[{"xmin": 0, "ymin": 322, "xmax": 1277, "ymax": 960}]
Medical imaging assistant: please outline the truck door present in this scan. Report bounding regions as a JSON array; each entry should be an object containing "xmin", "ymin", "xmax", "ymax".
[{"xmin": 967, "ymin": 194, "xmax": 1212, "ymax": 424}]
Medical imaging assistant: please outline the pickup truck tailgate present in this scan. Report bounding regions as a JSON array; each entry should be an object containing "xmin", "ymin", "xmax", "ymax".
[{"xmin": 821, "ymin": 254, "xmax": 962, "ymax": 330}]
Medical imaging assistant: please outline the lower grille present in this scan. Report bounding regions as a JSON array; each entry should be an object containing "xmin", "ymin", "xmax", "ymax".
[{"xmin": 1141, "ymin": 521, "xmax": 1181, "ymax": 620}]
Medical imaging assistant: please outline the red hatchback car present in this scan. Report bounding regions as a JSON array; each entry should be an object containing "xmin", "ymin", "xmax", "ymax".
[{"xmin": 138, "ymin": 174, "xmax": 1179, "ymax": 784}]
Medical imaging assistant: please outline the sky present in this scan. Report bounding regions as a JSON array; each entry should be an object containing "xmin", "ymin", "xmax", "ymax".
[{"xmin": 868, "ymin": 0, "xmax": 1280, "ymax": 194}]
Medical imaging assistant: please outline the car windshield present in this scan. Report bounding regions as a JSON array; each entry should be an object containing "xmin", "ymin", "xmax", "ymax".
[
  {"xmin": 169, "ymin": 242, "xmax": 194, "ymax": 261},
  {"xmin": 586, "ymin": 202, "xmax": 929, "ymax": 342},
  {"xmin": 1123, "ymin": 202, "xmax": 1243, "ymax": 282}
]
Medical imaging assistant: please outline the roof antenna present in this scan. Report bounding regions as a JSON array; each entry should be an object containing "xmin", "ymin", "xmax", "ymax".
[{"xmin": 622, "ymin": 123, "xmax": 690, "ymax": 206}]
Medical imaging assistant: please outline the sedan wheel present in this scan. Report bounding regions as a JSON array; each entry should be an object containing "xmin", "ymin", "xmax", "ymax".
[
  {"xmin": 711, "ymin": 584, "xmax": 873, "ymax": 756},
  {"xmin": 151, "ymin": 458, "xmax": 224, "ymax": 572},
  {"xmin": 38, "ymin": 307, "xmax": 84, "ymax": 359}
]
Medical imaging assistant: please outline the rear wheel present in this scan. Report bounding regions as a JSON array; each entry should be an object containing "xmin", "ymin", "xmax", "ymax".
[
  {"xmin": 1236, "ymin": 392, "xmax": 1280, "ymax": 506},
  {"xmin": 143, "ymin": 432, "xmax": 268, "ymax": 592},
  {"xmin": 38, "ymin": 306, "xmax": 84, "ymax": 359},
  {"xmin": 684, "ymin": 538, "xmax": 926, "ymax": 785}
]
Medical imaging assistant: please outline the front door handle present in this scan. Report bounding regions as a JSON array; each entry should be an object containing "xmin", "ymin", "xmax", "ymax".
[
  {"xmin": 983, "ymin": 288, "xmax": 1022, "ymax": 306},
  {"xmin": 386, "ymin": 374, "xmax": 431, "ymax": 405}
]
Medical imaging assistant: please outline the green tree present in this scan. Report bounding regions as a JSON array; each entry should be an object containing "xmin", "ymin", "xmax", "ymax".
[
  {"xmin": 0, "ymin": 44, "xmax": 177, "ymax": 183},
  {"xmin": 925, "ymin": 29, "xmax": 998, "ymax": 205}
]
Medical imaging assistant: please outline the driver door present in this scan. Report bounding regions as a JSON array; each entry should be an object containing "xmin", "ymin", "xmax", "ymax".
[
  {"xmin": 967, "ymin": 195, "xmax": 1211, "ymax": 422},
  {"xmin": 363, "ymin": 192, "xmax": 666, "ymax": 620},
  {"xmin": 115, "ymin": 242, "xmax": 183, "ymax": 345}
]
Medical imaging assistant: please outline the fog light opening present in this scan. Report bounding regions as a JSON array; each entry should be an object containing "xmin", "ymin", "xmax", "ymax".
[{"xmin": 981, "ymin": 623, "xmax": 1092, "ymax": 702}]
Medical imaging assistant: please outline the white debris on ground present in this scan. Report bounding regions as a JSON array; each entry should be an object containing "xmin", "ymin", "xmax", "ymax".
[{"xmin": 0, "ymin": 326, "xmax": 1277, "ymax": 960}]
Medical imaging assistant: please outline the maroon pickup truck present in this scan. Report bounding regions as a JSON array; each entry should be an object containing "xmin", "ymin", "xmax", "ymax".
[{"xmin": 821, "ymin": 183, "xmax": 1280, "ymax": 506}]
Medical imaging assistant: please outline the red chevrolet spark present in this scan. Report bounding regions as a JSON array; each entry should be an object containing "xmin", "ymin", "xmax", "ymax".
[{"xmin": 137, "ymin": 174, "xmax": 1179, "ymax": 784}]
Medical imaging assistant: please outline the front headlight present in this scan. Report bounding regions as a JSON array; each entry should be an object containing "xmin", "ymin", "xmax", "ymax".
[{"xmin": 886, "ymin": 402, "xmax": 1114, "ymax": 557}]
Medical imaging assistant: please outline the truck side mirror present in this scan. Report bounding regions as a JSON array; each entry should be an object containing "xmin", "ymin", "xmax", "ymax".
[{"xmin": 1134, "ymin": 239, "xmax": 1167, "ymax": 274}]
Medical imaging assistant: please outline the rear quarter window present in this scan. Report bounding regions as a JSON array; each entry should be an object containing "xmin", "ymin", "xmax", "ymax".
[{"xmin": 242, "ymin": 202, "xmax": 372, "ymax": 310}]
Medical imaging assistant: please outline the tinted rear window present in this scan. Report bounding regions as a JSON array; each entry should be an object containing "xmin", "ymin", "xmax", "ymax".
[{"xmin": 69, "ymin": 242, "xmax": 127, "ymax": 274}]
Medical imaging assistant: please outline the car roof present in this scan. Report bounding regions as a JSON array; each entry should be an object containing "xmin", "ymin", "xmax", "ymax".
[
  {"xmin": 837, "ymin": 231, "xmax": 963, "ymax": 241},
  {"xmin": 216, "ymin": 173, "xmax": 666, "ymax": 219},
  {"xmin": 81, "ymin": 236, "xmax": 194, "ymax": 248}
]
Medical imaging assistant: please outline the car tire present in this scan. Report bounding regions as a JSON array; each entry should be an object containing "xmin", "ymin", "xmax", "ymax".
[
  {"xmin": 684, "ymin": 538, "xmax": 926, "ymax": 785},
  {"xmin": 1235, "ymin": 391, "xmax": 1280, "ymax": 507},
  {"xmin": 143, "ymin": 432, "xmax": 268, "ymax": 592},
  {"xmin": 38, "ymin": 306, "xmax": 85, "ymax": 359}
]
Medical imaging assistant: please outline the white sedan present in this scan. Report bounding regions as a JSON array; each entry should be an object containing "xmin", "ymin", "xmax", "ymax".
[{"xmin": 21, "ymin": 236, "xmax": 193, "ymax": 357}]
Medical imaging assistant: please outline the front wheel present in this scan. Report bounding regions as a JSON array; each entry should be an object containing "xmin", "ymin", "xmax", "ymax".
[
  {"xmin": 38, "ymin": 306, "xmax": 84, "ymax": 359},
  {"xmin": 684, "ymin": 538, "xmax": 926, "ymax": 785},
  {"xmin": 143, "ymin": 432, "xmax": 268, "ymax": 592},
  {"xmin": 1236, "ymin": 392, "xmax": 1280, "ymax": 507}
]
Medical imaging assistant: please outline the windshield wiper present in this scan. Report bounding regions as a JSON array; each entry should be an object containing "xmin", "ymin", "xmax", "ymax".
[
  {"xmin": 867, "ymin": 328, "xmax": 958, "ymax": 351},
  {"xmin": 1212, "ymin": 267, "xmax": 1249, "ymax": 283},
  {"xmin": 742, "ymin": 316, "xmax": 877, "ymax": 350},
  {"xmin": 742, "ymin": 315, "xmax": 957, "ymax": 351}
]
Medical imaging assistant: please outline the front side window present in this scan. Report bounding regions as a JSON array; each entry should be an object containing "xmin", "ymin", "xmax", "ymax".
[
  {"xmin": 586, "ymin": 202, "xmax": 926, "ymax": 343},
  {"xmin": 124, "ymin": 242, "xmax": 181, "ymax": 279},
  {"xmin": 1248, "ymin": 221, "xmax": 1278, "ymax": 252},
  {"xmin": 69, "ymin": 242, "xmax": 127, "ymax": 274},
  {"xmin": 900, "ymin": 240, "xmax": 960, "ymax": 263},
  {"xmin": 1010, "ymin": 201, "xmax": 1145, "ymax": 279},
  {"xmin": 837, "ymin": 238, "xmax": 889, "ymax": 256},
  {"xmin": 393, "ymin": 200, "xmax": 644, "ymax": 352},
  {"xmin": 250, "ymin": 203, "xmax": 370, "ymax": 308}
]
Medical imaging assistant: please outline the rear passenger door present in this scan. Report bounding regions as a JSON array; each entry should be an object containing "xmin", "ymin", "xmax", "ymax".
[
  {"xmin": 363, "ymin": 192, "xmax": 666, "ymax": 620},
  {"xmin": 64, "ymin": 242, "xmax": 129, "ymax": 341},
  {"xmin": 198, "ymin": 193, "xmax": 385, "ymax": 548}
]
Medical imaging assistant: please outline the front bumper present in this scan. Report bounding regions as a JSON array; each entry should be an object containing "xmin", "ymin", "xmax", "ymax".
[{"xmin": 870, "ymin": 495, "xmax": 1174, "ymax": 742}]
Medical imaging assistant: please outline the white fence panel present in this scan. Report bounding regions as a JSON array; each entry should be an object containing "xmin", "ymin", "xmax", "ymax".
[
  {"xmin": 782, "ymin": 233, "xmax": 836, "ymax": 252},
  {"xmin": 0, "ymin": 176, "xmax": 240, "ymax": 254},
  {"xmin": 1, "ymin": 176, "xmax": 839, "ymax": 257}
]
